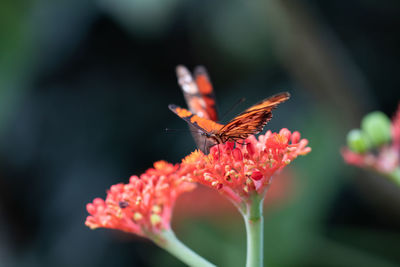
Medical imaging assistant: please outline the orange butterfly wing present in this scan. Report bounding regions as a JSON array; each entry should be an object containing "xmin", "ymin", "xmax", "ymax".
[
  {"xmin": 217, "ymin": 92, "xmax": 290, "ymax": 142},
  {"xmin": 176, "ymin": 65, "xmax": 219, "ymax": 121},
  {"xmin": 168, "ymin": 104, "xmax": 223, "ymax": 134},
  {"xmin": 175, "ymin": 65, "xmax": 220, "ymax": 152},
  {"xmin": 193, "ymin": 66, "xmax": 218, "ymax": 121}
]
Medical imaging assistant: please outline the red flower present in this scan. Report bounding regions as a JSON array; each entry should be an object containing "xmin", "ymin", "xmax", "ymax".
[
  {"xmin": 180, "ymin": 129, "xmax": 311, "ymax": 204},
  {"xmin": 342, "ymin": 147, "xmax": 399, "ymax": 174},
  {"xmin": 392, "ymin": 103, "xmax": 400, "ymax": 150},
  {"xmin": 341, "ymin": 148, "xmax": 367, "ymax": 167},
  {"xmin": 174, "ymin": 170, "xmax": 294, "ymax": 221},
  {"xmin": 85, "ymin": 161, "xmax": 195, "ymax": 237}
]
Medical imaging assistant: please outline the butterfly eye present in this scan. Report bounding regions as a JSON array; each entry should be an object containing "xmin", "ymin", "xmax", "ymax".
[{"xmin": 201, "ymin": 132, "xmax": 210, "ymax": 137}]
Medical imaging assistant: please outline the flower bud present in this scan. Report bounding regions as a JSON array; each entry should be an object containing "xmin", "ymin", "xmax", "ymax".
[
  {"xmin": 361, "ymin": 111, "xmax": 391, "ymax": 147},
  {"xmin": 347, "ymin": 129, "xmax": 371, "ymax": 153},
  {"xmin": 251, "ymin": 171, "xmax": 263, "ymax": 181}
]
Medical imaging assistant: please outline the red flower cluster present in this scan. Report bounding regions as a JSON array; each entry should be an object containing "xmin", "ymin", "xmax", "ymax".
[
  {"xmin": 86, "ymin": 129, "xmax": 310, "ymax": 236},
  {"xmin": 181, "ymin": 129, "xmax": 311, "ymax": 204},
  {"xmin": 85, "ymin": 161, "xmax": 195, "ymax": 237}
]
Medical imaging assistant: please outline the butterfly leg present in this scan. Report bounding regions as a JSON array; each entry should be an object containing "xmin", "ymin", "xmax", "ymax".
[
  {"xmin": 218, "ymin": 144, "xmax": 221, "ymax": 162},
  {"xmin": 203, "ymin": 137, "xmax": 207, "ymax": 155},
  {"xmin": 236, "ymin": 141, "xmax": 247, "ymax": 146}
]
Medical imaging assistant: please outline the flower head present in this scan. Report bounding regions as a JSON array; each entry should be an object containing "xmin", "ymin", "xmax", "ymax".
[
  {"xmin": 181, "ymin": 129, "xmax": 311, "ymax": 204},
  {"xmin": 342, "ymin": 104, "xmax": 400, "ymax": 176},
  {"xmin": 85, "ymin": 161, "xmax": 195, "ymax": 237}
]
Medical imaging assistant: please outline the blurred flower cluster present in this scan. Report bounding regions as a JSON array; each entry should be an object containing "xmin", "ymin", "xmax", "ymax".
[{"xmin": 342, "ymin": 104, "xmax": 400, "ymax": 184}]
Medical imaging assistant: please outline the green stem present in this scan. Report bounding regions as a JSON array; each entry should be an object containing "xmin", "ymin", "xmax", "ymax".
[
  {"xmin": 153, "ymin": 229, "xmax": 216, "ymax": 267},
  {"xmin": 242, "ymin": 194, "xmax": 264, "ymax": 267},
  {"xmin": 387, "ymin": 168, "xmax": 400, "ymax": 186}
]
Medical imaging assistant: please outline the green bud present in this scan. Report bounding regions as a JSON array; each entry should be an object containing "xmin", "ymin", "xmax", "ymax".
[
  {"xmin": 347, "ymin": 129, "xmax": 371, "ymax": 153},
  {"xmin": 361, "ymin": 111, "xmax": 392, "ymax": 147}
]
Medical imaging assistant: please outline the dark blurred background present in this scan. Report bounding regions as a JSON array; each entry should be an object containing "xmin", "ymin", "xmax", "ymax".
[{"xmin": 1, "ymin": 0, "xmax": 400, "ymax": 266}]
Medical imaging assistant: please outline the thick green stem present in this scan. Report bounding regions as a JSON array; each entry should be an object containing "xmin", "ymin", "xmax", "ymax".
[
  {"xmin": 388, "ymin": 168, "xmax": 400, "ymax": 186},
  {"xmin": 242, "ymin": 194, "xmax": 264, "ymax": 267},
  {"xmin": 153, "ymin": 229, "xmax": 216, "ymax": 267}
]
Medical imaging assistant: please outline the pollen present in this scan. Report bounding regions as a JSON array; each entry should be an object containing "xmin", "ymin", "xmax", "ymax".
[
  {"xmin": 204, "ymin": 173, "xmax": 213, "ymax": 181},
  {"xmin": 150, "ymin": 214, "xmax": 162, "ymax": 226},
  {"xmin": 211, "ymin": 181, "xmax": 219, "ymax": 187},
  {"xmin": 133, "ymin": 212, "xmax": 143, "ymax": 221},
  {"xmin": 152, "ymin": 205, "xmax": 162, "ymax": 213}
]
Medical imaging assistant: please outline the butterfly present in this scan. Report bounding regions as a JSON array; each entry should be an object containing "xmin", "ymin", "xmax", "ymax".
[
  {"xmin": 171, "ymin": 65, "xmax": 291, "ymax": 152},
  {"xmin": 174, "ymin": 65, "xmax": 220, "ymax": 152}
]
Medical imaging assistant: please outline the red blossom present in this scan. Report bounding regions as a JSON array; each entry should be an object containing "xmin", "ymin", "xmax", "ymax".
[
  {"xmin": 392, "ymin": 103, "xmax": 400, "ymax": 149},
  {"xmin": 180, "ymin": 129, "xmax": 311, "ymax": 204},
  {"xmin": 85, "ymin": 161, "xmax": 195, "ymax": 237},
  {"xmin": 341, "ymin": 148, "xmax": 366, "ymax": 167},
  {"xmin": 342, "ymin": 147, "xmax": 399, "ymax": 174},
  {"xmin": 174, "ymin": 170, "xmax": 294, "ymax": 221}
]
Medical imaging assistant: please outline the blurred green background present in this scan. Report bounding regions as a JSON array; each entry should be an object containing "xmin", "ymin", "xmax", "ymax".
[{"xmin": 1, "ymin": 0, "xmax": 400, "ymax": 266}]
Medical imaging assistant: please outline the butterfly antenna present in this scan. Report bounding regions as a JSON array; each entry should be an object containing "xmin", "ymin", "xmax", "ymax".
[
  {"xmin": 220, "ymin": 98, "xmax": 246, "ymax": 121},
  {"xmin": 165, "ymin": 128, "xmax": 201, "ymax": 134}
]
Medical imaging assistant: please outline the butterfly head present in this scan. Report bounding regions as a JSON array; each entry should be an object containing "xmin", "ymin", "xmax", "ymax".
[{"xmin": 200, "ymin": 131, "xmax": 223, "ymax": 144}]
